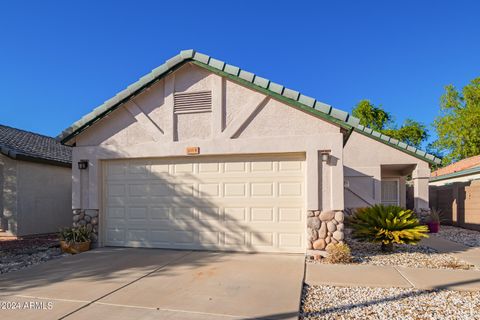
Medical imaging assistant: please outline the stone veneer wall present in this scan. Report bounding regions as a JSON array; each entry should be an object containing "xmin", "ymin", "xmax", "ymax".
[
  {"xmin": 307, "ymin": 210, "xmax": 345, "ymax": 250},
  {"xmin": 73, "ymin": 209, "xmax": 99, "ymax": 242}
]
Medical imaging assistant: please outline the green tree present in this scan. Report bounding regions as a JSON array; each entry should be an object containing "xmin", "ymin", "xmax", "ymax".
[
  {"xmin": 352, "ymin": 100, "xmax": 428, "ymax": 148},
  {"xmin": 352, "ymin": 99, "xmax": 392, "ymax": 131},
  {"xmin": 384, "ymin": 119, "xmax": 428, "ymax": 148},
  {"xmin": 432, "ymin": 78, "xmax": 480, "ymax": 164}
]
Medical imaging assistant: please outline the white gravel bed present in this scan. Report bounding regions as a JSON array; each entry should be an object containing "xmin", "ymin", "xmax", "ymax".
[
  {"xmin": 437, "ymin": 225, "xmax": 480, "ymax": 247},
  {"xmin": 0, "ymin": 243, "xmax": 68, "ymax": 274},
  {"xmin": 301, "ymin": 284, "xmax": 480, "ymax": 320},
  {"xmin": 309, "ymin": 229, "xmax": 477, "ymax": 270}
]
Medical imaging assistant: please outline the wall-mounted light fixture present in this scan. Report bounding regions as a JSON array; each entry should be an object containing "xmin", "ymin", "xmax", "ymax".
[
  {"xmin": 320, "ymin": 150, "xmax": 331, "ymax": 162},
  {"xmin": 78, "ymin": 160, "xmax": 89, "ymax": 170}
]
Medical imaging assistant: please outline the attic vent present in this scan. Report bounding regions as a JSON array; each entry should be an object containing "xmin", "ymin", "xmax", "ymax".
[{"xmin": 174, "ymin": 91, "xmax": 212, "ymax": 114}]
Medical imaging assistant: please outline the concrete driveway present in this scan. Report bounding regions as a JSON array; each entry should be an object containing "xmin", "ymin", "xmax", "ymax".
[{"xmin": 0, "ymin": 248, "xmax": 305, "ymax": 320}]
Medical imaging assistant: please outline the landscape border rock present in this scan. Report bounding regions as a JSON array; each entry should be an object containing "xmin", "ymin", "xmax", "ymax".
[
  {"xmin": 306, "ymin": 210, "xmax": 344, "ymax": 254},
  {"xmin": 73, "ymin": 209, "xmax": 99, "ymax": 243}
]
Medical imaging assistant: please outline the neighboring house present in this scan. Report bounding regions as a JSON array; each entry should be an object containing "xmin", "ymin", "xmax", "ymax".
[
  {"xmin": 430, "ymin": 155, "xmax": 480, "ymax": 231},
  {"xmin": 430, "ymin": 155, "xmax": 480, "ymax": 186},
  {"xmin": 0, "ymin": 124, "xmax": 72, "ymax": 237},
  {"xmin": 58, "ymin": 50, "xmax": 440, "ymax": 253}
]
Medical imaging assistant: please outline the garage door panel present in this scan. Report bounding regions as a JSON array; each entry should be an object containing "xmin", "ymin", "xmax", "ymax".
[
  {"xmin": 150, "ymin": 207, "xmax": 170, "ymax": 220},
  {"xmin": 224, "ymin": 207, "xmax": 246, "ymax": 221},
  {"xmin": 107, "ymin": 207, "xmax": 126, "ymax": 219},
  {"xmin": 150, "ymin": 183, "xmax": 174, "ymax": 196},
  {"xmin": 198, "ymin": 183, "xmax": 220, "ymax": 197},
  {"xmin": 149, "ymin": 230, "xmax": 171, "ymax": 243},
  {"xmin": 278, "ymin": 208, "xmax": 302, "ymax": 222},
  {"xmin": 172, "ymin": 231, "xmax": 195, "ymax": 244},
  {"xmin": 108, "ymin": 184, "xmax": 126, "ymax": 196},
  {"xmin": 279, "ymin": 233, "xmax": 302, "ymax": 247},
  {"xmin": 198, "ymin": 162, "xmax": 221, "ymax": 173},
  {"xmin": 224, "ymin": 232, "xmax": 247, "ymax": 246},
  {"xmin": 250, "ymin": 208, "xmax": 274, "ymax": 222},
  {"xmin": 104, "ymin": 155, "xmax": 305, "ymax": 253},
  {"xmin": 224, "ymin": 183, "xmax": 247, "ymax": 197},
  {"xmin": 171, "ymin": 207, "xmax": 195, "ymax": 220},
  {"xmin": 197, "ymin": 207, "xmax": 221, "ymax": 220},
  {"xmin": 251, "ymin": 233, "xmax": 274, "ymax": 246},
  {"xmin": 251, "ymin": 183, "xmax": 274, "ymax": 197}
]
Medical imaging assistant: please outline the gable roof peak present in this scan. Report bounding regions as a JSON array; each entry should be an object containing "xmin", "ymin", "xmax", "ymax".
[{"xmin": 57, "ymin": 49, "xmax": 441, "ymax": 165}]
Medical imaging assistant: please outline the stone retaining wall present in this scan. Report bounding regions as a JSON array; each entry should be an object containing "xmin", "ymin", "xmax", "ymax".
[
  {"xmin": 307, "ymin": 210, "xmax": 344, "ymax": 250},
  {"xmin": 72, "ymin": 209, "xmax": 99, "ymax": 242}
]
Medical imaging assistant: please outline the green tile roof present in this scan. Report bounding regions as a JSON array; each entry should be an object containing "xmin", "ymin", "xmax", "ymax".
[
  {"xmin": 429, "ymin": 166, "xmax": 480, "ymax": 182},
  {"xmin": 57, "ymin": 49, "xmax": 441, "ymax": 165}
]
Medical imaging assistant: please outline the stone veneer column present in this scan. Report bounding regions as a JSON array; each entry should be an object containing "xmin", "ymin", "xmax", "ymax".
[
  {"xmin": 307, "ymin": 210, "xmax": 344, "ymax": 251},
  {"xmin": 73, "ymin": 209, "xmax": 99, "ymax": 242}
]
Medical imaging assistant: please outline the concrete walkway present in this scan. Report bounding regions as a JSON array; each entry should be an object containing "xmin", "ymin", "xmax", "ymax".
[
  {"xmin": 306, "ymin": 235, "xmax": 480, "ymax": 292},
  {"xmin": 306, "ymin": 263, "xmax": 480, "ymax": 291},
  {"xmin": 420, "ymin": 235, "xmax": 480, "ymax": 267},
  {"xmin": 305, "ymin": 263, "xmax": 480, "ymax": 291}
]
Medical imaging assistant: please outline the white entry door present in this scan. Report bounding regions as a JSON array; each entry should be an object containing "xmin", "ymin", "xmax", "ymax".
[{"xmin": 103, "ymin": 154, "xmax": 306, "ymax": 253}]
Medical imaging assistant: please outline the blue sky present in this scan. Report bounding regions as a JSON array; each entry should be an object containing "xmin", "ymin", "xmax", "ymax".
[{"xmin": 1, "ymin": 1, "xmax": 479, "ymax": 146}]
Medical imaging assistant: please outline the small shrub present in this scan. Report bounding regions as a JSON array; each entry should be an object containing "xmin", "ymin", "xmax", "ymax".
[
  {"xmin": 441, "ymin": 259, "xmax": 472, "ymax": 270},
  {"xmin": 326, "ymin": 243, "xmax": 352, "ymax": 264},
  {"xmin": 347, "ymin": 205, "xmax": 429, "ymax": 252},
  {"xmin": 427, "ymin": 207, "xmax": 443, "ymax": 223},
  {"xmin": 59, "ymin": 226, "xmax": 92, "ymax": 244}
]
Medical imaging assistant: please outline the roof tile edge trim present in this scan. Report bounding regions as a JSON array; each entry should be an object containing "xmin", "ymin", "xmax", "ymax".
[
  {"xmin": 429, "ymin": 165, "xmax": 480, "ymax": 182},
  {"xmin": 57, "ymin": 49, "xmax": 441, "ymax": 165}
]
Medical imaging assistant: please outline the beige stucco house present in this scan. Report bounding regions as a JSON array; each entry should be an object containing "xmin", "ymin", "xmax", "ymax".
[
  {"xmin": 58, "ymin": 50, "xmax": 440, "ymax": 253},
  {"xmin": 0, "ymin": 125, "xmax": 72, "ymax": 237}
]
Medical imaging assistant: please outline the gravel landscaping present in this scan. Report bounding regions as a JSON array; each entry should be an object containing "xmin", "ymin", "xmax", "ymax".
[
  {"xmin": 308, "ymin": 229, "xmax": 477, "ymax": 270},
  {"xmin": 301, "ymin": 284, "xmax": 480, "ymax": 320},
  {"xmin": 0, "ymin": 237, "xmax": 69, "ymax": 275},
  {"xmin": 437, "ymin": 225, "xmax": 480, "ymax": 247}
]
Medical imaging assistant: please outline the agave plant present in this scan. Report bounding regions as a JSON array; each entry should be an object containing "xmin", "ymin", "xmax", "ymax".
[
  {"xmin": 59, "ymin": 226, "xmax": 92, "ymax": 244},
  {"xmin": 347, "ymin": 205, "xmax": 429, "ymax": 252}
]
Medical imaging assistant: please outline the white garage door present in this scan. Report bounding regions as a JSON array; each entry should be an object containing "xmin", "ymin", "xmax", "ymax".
[{"xmin": 103, "ymin": 154, "xmax": 306, "ymax": 253}]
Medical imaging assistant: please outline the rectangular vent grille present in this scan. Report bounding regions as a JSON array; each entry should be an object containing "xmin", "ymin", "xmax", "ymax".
[{"xmin": 174, "ymin": 91, "xmax": 212, "ymax": 114}]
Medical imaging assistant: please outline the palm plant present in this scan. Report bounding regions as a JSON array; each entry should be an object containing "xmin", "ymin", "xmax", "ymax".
[{"xmin": 347, "ymin": 205, "xmax": 429, "ymax": 252}]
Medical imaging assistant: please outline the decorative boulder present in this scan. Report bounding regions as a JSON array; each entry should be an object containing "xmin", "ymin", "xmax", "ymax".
[
  {"xmin": 327, "ymin": 221, "xmax": 337, "ymax": 232},
  {"xmin": 335, "ymin": 211, "xmax": 344, "ymax": 222},
  {"xmin": 307, "ymin": 217, "xmax": 321, "ymax": 229},
  {"xmin": 313, "ymin": 239, "xmax": 326, "ymax": 250},
  {"xmin": 307, "ymin": 241, "xmax": 313, "ymax": 250},
  {"xmin": 307, "ymin": 229, "xmax": 318, "ymax": 241},
  {"xmin": 85, "ymin": 210, "xmax": 99, "ymax": 217},
  {"xmin": 319, "ymin": 210, "xmax": 335, "ymax": 221},
  {"xmin": 333, "ymin": 231, "xmax": 344, "ymax": 241},
  {"xmin": 318, "ymin": 222, "xmax": 327, "ymax": 238}
]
